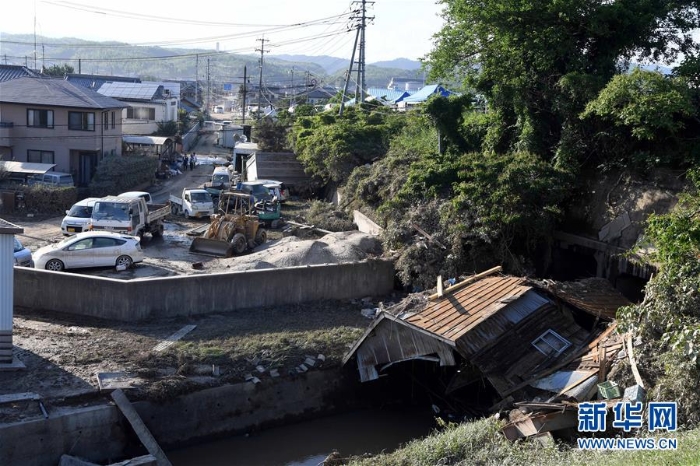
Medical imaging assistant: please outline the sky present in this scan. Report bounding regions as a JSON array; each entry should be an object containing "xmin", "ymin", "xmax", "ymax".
[{"xmin": 0, "ymin": 0, "xmax": 446, "ymax": 64}]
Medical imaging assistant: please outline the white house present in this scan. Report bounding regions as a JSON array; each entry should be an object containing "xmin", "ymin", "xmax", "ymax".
[{"xmin": 97, "ymin": 82, "xmax": 179, "ymax": 135}]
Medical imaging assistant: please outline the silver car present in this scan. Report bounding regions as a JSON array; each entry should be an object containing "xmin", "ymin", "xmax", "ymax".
[
  {"xmin": 13, "ymin": 237, "xmax": 34, "ymax": 268},
  {"xmin": 33, "ymin": 231, "xmax": 144, "ymax": 271}
]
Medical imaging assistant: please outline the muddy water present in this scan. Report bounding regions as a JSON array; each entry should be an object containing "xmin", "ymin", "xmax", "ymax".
[{"xmin": 167, "ymin": 407, "xmax": 437, "ymax": 466}]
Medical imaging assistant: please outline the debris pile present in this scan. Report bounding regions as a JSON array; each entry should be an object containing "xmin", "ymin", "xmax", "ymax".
[{"xmin": 217, "ymin": 231, "xmax": 383, "ymax": 271}]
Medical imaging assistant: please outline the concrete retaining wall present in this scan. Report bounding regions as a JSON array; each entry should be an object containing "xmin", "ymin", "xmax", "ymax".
[
  {"xmin": 14, "ymin": 260, "xmax": 395, "ymax": 321},
  {"xmin": 0, "ymin": 405, "xmax": 127, "ymax": 466},
  {"xmin": 0, "ymin": 369, "xmax": 361, "ymax": 466}
]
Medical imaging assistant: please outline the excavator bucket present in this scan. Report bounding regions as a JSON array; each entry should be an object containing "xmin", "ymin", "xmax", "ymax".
[{"xmin": 189, "ymin": 237, "xmax": 234, "ymax": 257}]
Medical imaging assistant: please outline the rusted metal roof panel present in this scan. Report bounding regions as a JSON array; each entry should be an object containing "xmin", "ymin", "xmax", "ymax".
[
  {"xmin": 406, "ymin": 276, "xmax": 532, "ymax": 342},
  {"xmin": 534, "ymin": 278, "xmax": 632, "ymax": 321}
]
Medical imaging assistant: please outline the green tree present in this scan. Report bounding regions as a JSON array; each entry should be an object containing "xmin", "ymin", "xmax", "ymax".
[
  {"xmin": 254, "ymin": 118, "xmax": 289, "ymax": 152},
  {"xmin": 581, "ymin": 69, "xmax": 697, "ymax": 168},
  {"xmin": 426, "ymin": 0, "xmax": 700, "ymax": 163},
  {"xmin": 42, "ymin": 64, "xmax": 74, "ymax": 77}
]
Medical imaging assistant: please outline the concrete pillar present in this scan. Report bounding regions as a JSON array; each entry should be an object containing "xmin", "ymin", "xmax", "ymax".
[{"xmin": 0, "ymin": 219, "xmax": 23, "ymax": 366}]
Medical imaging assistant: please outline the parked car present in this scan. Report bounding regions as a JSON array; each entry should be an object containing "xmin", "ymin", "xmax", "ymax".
[
  {"xmin": 28, "ymin": 172, "xmax": 75, "ymax": 188},
  {"xmin": 61, "ymin": 197, "xmax": 101, "ymax": 235},
  {"xmin": 33, "ymin": 231, "xmax": 144, "ymax": 271},
  {"xmin": 118, "ymin": 191, "xmax": 153, "ymax": 205},
  {"xmin": 13, "ymin": 237, "xmax": 33, "ymax": 268}
]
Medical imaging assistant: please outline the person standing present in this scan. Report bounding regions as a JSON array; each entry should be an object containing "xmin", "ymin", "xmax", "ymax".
[
  {"xmin": 183, "ymin": 154, "xmax": 189, "ymax": 171},
  {"xmin": 190, "ymin": 152, "xmax": 196, "ymax": 170}
]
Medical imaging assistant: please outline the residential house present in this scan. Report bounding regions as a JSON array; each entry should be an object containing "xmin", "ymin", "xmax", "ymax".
[
  {"xmin": 343, "ymin": 87, "xmax": 411, "ymax": 108},
  {"xmin": 396, "ymin": 84, "xmax": 457, "ymax": 110},
  {"xmin": 97, "ymin": 82, "xmax": 178, "ymax": 135},
  {"xmin": 343, "ymin": 267, "xmax": 630, "ymax": 403},
  {"xmin": 305, "ymin": 87, "xmax": 336, "ymax": 106},
  {"xmin": 388, "ymin": 77, "xmax": 424, "ymax": 92},
  {"xmin": 0, "ymin": 77, "xmax": 126, "ymax": 186}
]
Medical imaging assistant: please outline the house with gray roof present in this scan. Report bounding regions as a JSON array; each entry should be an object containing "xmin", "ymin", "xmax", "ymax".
[{"xmin": 0, "ymin": 77, "xmax": 126, "ymax": 186}]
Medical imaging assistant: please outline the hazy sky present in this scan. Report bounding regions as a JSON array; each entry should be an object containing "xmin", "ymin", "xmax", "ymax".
[{"xmin": 1, "ymin": 0, "xmax": 446, "ymax": 63}]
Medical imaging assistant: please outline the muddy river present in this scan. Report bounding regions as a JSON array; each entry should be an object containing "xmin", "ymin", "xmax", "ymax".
[{"xmin": 167, "ymin": 407, "xmax": 437, "ymax": 466}]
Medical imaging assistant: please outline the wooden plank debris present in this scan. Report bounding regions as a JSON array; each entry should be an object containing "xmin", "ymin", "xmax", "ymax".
[
  {"xmin": 626, "ymin": 334, "xmax": 646, "ymax": 389},
  {"xmin": 111, "ymin": 389, "xmax": 172, "ymax": 466},
  {"xmin": 152, "ymin": 325, "xmax": 197, "ymax": 353},
  {"xmin": 412, "ymin": 223, "xmax": 447, "ymax": 250}
]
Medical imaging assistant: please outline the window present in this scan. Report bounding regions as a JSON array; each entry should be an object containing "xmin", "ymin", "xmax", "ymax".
[
  {"xmin": 126, "ymin": 107, "xmax": 156, "ymax": 120},
  {"xmin": 532, "ymin": 330, "xmax": 571, "ymax": 357},
  {"xmin": 27, "ymin": 109, "xmax": 54, "ymax": 128},
  {"xmin": 103, "ymin": 112, "xmax": 108, "ymax": 128},
  {"xmin": 27, "ymin": 150, "xmax": 54, "ymax": 164},
  {"xmin": 111, "ymin": 111, "xmax": 116, "ymax": 129},
  {"xmin": 93, "ymin": 237, "xmax": 125, "ymax": 248},
  {"xmin": 68, "ymin": 112, "xmax": 95, "ymax": 131}
]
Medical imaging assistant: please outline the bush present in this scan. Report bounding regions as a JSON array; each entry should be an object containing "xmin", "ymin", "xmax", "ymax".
[
  {"xmin": 89, "ymin": 154, "xmax": 159, "ymax": 197},
  {"xmin": 305, "ymin": 200, "xmax": 355, "ymax": 232},
  {"xmin": 20, "ymin": 185, "xmax": 77, "ymax": 215}
]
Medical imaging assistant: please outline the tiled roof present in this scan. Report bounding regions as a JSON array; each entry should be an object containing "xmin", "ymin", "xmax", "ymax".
[
  {"xmin": 0, "ymin": 65, "xmax": 39, "ymax": 83},
  {"xmin": 0, "ymin": 77, "xmax": 126, "ymax": 109},
  {"xmin": 406, "ymin": 275, "xmax": 533, "ymax": 341}
]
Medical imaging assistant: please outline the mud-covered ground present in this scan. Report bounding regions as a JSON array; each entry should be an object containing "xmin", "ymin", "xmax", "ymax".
[{"xmin": 0, "ymin": 131, "xmax": 391, "ymax": 424}]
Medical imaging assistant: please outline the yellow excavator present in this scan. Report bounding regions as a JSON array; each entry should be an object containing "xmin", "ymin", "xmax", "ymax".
[{"xmin": 189, "ymin": 191, "xmax": 267, "ymax": 257}]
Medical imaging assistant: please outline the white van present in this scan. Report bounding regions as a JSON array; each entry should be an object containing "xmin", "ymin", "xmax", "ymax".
[
  {"xmin": 118, "ymin": 191, "xmax": 153, "ymax": 205},
  {"xmin": 29, "ymin": 172, "xmax": 75, "ymax": 188},
  {"xmin": 211, "ymin": 166, "xmax": 232, "ymax": 189},
  {"xmin": 61, "ymin": 197, "xmax": 101, "ymax": 235}
]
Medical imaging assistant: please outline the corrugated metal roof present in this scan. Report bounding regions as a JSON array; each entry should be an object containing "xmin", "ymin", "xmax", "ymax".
[
  {"xmin": 406, "ymin": 276, "xmax": 532, "ymax": 342},
  {"xmin": 0, "ymin": 77, "xmax": 125, "ymax": 109}
]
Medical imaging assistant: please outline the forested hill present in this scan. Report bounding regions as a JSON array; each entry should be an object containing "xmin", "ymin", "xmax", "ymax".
[{"xmin": 1, "ymin": 33, "xmax": 423, "ymax": 88}]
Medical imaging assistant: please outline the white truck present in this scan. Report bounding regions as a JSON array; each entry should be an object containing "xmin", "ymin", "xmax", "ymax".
[
  {"xmin": 169, "ymin": 188, "xmax": 214, "ymax": 219},
  {"xmin": 90, "ymin": 196, "xmax": 169, "ymax": 238}
]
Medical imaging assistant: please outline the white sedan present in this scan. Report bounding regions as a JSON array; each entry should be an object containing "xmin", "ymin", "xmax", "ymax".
[{"xmin": 33, "ymin": 231, "xmax": 144, "ymax": 271}]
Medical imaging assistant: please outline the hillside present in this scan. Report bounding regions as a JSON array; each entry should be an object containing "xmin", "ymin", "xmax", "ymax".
[{"xmin": 1, "ymin": 33, "xmax": 426, "ymax": 89}]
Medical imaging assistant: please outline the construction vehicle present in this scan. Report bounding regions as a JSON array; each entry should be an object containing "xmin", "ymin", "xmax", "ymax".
[{"xmin": 189, "ymin": 191, "xmax": 267, "ymax": 257}]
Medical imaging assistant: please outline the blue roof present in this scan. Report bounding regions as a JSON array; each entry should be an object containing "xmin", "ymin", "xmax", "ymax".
[
  {"xmin": 365, "ymin": 87, "xmax": 411, "ymax": 103},
  {"xmin": 402, "ymin": 84, "xmax": 456, "ymax": 103},
  {"xmin": 0, "ymin": 65, "xmax": 39, "ymax": 83}
]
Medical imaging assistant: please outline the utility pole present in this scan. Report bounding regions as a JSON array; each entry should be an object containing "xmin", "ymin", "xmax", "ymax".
[
  {"xmin": 356, "ymin": 0, "xmax": 373, "ymax": 102},
  {"xmin": 206, "ymin": 58, "xmax": 211, "ymax": 114},
  {"xmin": 340, "ymin": 0, "xmax": 373, "ymax": 115},
  {"xmin": 195, "ymin": 54, "xmax": 199, "ymax": 106},
  {"xmin": 242, "ymin": 65, "xmax": 248, "ymax": 124},
  {"xmin": 255, "ymin": 37, "xmax": 268, "ymax": 120}
]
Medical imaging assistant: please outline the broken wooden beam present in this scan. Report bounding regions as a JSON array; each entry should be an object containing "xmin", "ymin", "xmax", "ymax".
[
  {"xmin": 111, "ymin": 389, "xmax": 172, "ymax": 466},
  {"xmin": 626, "ymin": 334, "xmax": 646, "ymax": 389}
]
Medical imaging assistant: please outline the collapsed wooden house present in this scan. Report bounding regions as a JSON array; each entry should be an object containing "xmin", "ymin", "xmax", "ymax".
[{"xmin": 342, "ymin": 267, "xmax": 631, "ymax": 403}]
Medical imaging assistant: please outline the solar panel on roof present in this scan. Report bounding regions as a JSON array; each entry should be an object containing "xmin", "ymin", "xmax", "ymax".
[{"xmin": 98, "ymin": 82, "xmax": 159, "ymax": 100}]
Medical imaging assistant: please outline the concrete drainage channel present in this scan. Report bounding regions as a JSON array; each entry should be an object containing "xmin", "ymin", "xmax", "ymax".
[{"xmin": 0, "ymin": 368, "xmax": 364, "ymax": 466}]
